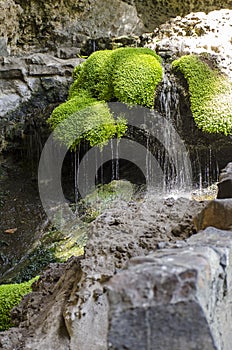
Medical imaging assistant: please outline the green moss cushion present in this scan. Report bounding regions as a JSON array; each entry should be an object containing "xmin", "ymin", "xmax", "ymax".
[
  {"xmin": 172, "ymin": 55, "xmax": 232, "ymax": 135},
  {"xmin": 113, "ymin": 53, "xmax": 162, "ymax": 108},
  {"xmin": 48, "ymin": 91, "xmax": 127, "ymax": 149},
  {"xmin": 0, "ymin": 277, "xmax": 38, "ymax": 331},
  {"xmin": 48, "ymin": 47, "xmax": 162, "ymax": 149}
]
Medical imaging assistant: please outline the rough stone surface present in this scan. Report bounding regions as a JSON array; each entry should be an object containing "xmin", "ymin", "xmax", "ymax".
[
  {"xmin": 147, "ymin": 9, "xmax": 232, "ymax": 79},
  {"xmin": 194, "ymin": 199, "xmax": 232, "ymax": 231},
  {"xmin": 107, "ymin": 227, "xmax": 232, "ymax": 350},
  {"xmin": 1, "ymin": 1, "xmax": 232, "ymax": 54},
  {"xmin": 1, "ymin": 198, "xmax": 232, "ymax": 349},
  {"xmin": 217, "ymin": 163, "xmax": 232, "ymax": 199},
  {"xmin": 0, "ymin": 197, "xmax": 205, "ymax": 349},
  {"xmin": 0, "ymin": 53, "xmax": 83, "ymax": 151}
]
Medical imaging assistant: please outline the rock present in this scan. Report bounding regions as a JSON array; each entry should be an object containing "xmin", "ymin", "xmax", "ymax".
[
  {"xmin": 148, "ymin": 9, "xmax": 232, "ymax": 79},
  {"xmin": 1, "ymin": 199, "xmax": 232, "ymax": 350},
  {"xmin": 107, "ymin": 227, "xmax": 232, "ymax": 350},
  {"xmin": 194, "ymin": 199, "xmax": 232, "ymax": 231},
  {"xmin": 0, "ymin": 197, "xmax": 204, "ymax": 349},
  {"xmin": 0, "ymin": 38, "xmax": 9, "ymax": 56},
  {"xmin": 0, "ymin": 53, "xmax": 83, "ymax": 150},
  {"xmin": 1, "ymin": 1, "xmax": 232, "ymax": 55},
  {"xmin": 217, "ymin": 163, "xmax": 232, "ymax": 199}
]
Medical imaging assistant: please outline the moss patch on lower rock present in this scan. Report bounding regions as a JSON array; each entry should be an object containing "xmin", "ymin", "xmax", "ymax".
[
  {"xmin": 0, "ymin": 276, "xmax": 38, "ymax": 331},
  {"xmin": 172, "ymin": 55, "xmax": 232, "ymax": 135},
  {"xmin": 78, "ymin": 180, "xmax": 135, "ymax": 222}
]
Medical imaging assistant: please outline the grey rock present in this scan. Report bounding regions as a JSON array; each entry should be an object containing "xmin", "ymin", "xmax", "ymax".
[
  {"xmin": 0, "ymin": 38, "xmax": 9, "ymax": 56},
  {"xmin": 107, "ymin": 227, "xmax": 232, "ymax": 350},
  {"xmin": 0, "ymin": 53, "xmax": 83, "ymax": 149}
]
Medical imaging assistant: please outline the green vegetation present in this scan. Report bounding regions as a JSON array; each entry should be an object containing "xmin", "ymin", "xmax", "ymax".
[
  {"xmin": 47, "ymin": 90, "xmax": 125, "ymax": 150},
  {"xmin": 78, "ymin": 180, "xmax": 135, "ymax": 222},
  {"xmin": 48, "ymin": 47, "xmax": 162, "ymax": 149},
  {"xmin": 5, "ymin": 226, "xmax": 87, "ymax": 284},
  {"xmin": 172, "ymin": 55, "xmax": 232, "ymax": 135},
  {"xmin": 0, "ymin": 276, "xmax": 38, "ymax": 331}
]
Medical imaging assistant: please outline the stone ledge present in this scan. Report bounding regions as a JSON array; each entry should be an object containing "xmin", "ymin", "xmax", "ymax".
[{"xmin": 106, "ymin": 227, "xmax": 232, "ymax": 350}]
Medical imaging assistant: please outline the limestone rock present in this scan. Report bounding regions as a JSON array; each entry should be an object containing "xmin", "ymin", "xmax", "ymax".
[
  {"xmin": 0, "ymin": 53, "xmax": 83, "ymax": 150},
  {"xmin": 194, "ymin": 199, "xmax": 232, "ymax": 231},
  {"xmin": 1, "ymin": 1, "xmax": 232, "ymax": 55},
  {"xmin": 148, "ymin": 9, "xmax": 232, "ymax": 79}
]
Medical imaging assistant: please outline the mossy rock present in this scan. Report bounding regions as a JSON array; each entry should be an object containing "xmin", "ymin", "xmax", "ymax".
[
  {"xmin": 48, "ymin": 90, "xmax": 127, "ymax": 149},
  {"xmin": 0, "ymin": 276, "xmax": 38, "ymax": 331},
  {"xmin": 78, "ymin": 180, "xmax": 134, "ymax": 222},
  {"xmin": 70, "ymin": 47, "xmax": 162, "ymax": 106},
  {"xmin": 112, "ymin": 53, "xmax": 162, "ymax": 108},
  {"xmin": 172, "ymin": 55, "xmax": 232, "ymax": 135},
  {"xmin": 48, "ymin": 47, "xmax": 162, "ymax": 149}
]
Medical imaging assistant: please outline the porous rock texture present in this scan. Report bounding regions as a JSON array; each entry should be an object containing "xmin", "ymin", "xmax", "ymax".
[
  {"xmin": 147, "ymin": 9, "xmax": 232, "ymax": 79},
  {"xmin": 0, "ymin": 197, "xmax": 205, "ymax": 350},
  {"xmin": 1, "ymin": 0, "xmax": 232, "ymax": 55}
]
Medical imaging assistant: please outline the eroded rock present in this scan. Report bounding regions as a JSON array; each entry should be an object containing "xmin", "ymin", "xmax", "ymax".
[
  {"xmin": 0, "ymin": 53, "xmax": 83, "ymax": 151},
  {"xmin": 0, "ymin": 196, "xmax": 204, "ymax": 349},
  {"xmin": 194, "ymin": 199, "xmax": 232, "ymax": 231}
]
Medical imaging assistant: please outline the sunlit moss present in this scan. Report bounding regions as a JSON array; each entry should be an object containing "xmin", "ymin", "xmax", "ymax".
[
  {"xmin": 48, "ymin": 47, "xmax": 162, "ymax": 149},
  {"xmin": 0, "ymin": 276, "xmax": 38, "ymax": 331},
  {"xmin": 172, "ymin": 55, "xmax": 232, "ymax": 135}
]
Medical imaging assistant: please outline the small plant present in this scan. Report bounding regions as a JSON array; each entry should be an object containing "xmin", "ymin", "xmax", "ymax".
[
  {"xmin": 0, "ymin": 276, "xmax": 38, "ymax": 331},
  {"xmin": 172, "ymin": 55, "xmax": 232, "ymax": 135}
]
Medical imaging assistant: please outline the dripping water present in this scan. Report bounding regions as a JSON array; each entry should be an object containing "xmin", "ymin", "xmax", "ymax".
[{"xmin": 156, "ymin": 66, "xmax": 192, "ymax": 193}]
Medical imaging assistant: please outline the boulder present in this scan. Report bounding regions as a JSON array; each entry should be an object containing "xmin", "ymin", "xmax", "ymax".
[
  {"xmin": 107, "ymin": 227, "xmax": 232, "ymax": 350},
  {"xmin": 217, "ymin": 163, "xmax": 232, "ymax": 199},
  {"xmin": 194, "ymin": 199, "xmax": 232, "ymax": 231}
]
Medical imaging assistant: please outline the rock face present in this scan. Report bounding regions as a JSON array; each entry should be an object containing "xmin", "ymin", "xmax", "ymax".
[
  {"xmin": 217, "ymin": 163, "xmax": 232, "ymax": 199},
  {"xmin": 107, "ymin": 227, "xmax": 232, "ymax": 350},
  {"xmin": 0, "ymin": 53, "xmax": 83, "ymax": 151},
  {"xmin": 1, "ymin": 0, "xmax": 232, "ymax": 55},
  {"xmin": 1, "ymin": 201, "xmax": 232, "ymax": 350},
  {"xmin": 148, "ymin": 10, "xmax": 232, "ymax": 182},
  {"xmin": 0, "ymin": 197, "xmax": 205, "ymax": 349}
]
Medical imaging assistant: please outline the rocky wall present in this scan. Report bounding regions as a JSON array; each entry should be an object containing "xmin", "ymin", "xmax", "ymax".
[
  {"xmin": 1, "ymin": 0, "xmax": 232, "ymax": 55},
  {"xmin": 0, "ymin": 53, "xmax": 82, "ymax": 152}
]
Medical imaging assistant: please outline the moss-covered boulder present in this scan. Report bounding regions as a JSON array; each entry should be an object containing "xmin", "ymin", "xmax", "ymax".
[
  {"xmin": 48, "ymin": 47, "xmax": 162, "ymax": 149},
  {"xmin": 0, "ymin": 277, "xmax": 38, "ymax": 331},
  {"xmin": 172, "ymin": 55, "xmax": 232, "ymax": 136}
]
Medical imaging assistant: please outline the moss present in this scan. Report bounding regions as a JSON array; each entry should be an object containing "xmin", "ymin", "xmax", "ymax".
[
  {"xmin": 0, "ymin": 276, "xmax": 38, "ymax": 331},
  {"xmin": 113, "ymin": 53, "xmax": 162, "ymax": 108},
  {"xmin": 48, "ymin": 93, "xmax": 127, "ymax": 150},
  {"xmin": 78, "ymin": 180, "xmax": 134, "ymax": 222},
  {"xmin": 172, "ymin": 55, "xmax": 232, "ymax": 135},
  {"xmin": 71, "ymin": 47, "xmax": 162, "ymax": 105},
  {"xmin": 48, "ymin": 47, "xmax": 162, "ymax": 149}
]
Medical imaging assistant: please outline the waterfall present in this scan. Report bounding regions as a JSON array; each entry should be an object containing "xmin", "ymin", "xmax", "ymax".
[{"xmin": 154, "ymin": 66, "xmax": 192, "ymax": 193}]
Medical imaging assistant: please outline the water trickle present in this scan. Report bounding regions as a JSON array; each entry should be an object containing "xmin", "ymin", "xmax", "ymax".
[
  {"xmin": 154, "ymin": 67, "xmax": 192, "ymax": 193},
  {"xmin": 74, "ymin": 148, "xmax": 80, "ymax": 204}
]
